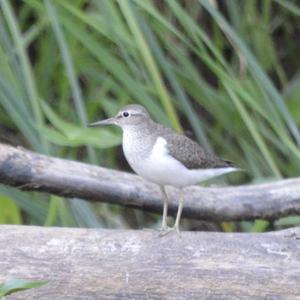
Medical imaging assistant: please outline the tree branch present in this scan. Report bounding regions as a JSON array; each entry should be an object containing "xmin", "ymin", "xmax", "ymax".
[
  {"xmin": 0, "ymin": 143, "xmax": 299, "ymax": 221},
  {"xmin": 0, "ymin": 225, "xmax": 299, "ymax": 299}
]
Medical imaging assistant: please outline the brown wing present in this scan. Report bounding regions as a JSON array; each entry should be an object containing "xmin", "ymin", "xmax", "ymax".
[{"xmin": 162, "ymin": 131, "xmax": 233, "ymax": 170}]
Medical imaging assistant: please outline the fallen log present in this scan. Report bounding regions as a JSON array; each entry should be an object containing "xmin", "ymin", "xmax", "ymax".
[
  {"xmin": 0, "ymin": 225, "xmax": 299, "ymax": 299},
  {"xmin": 0, "ymin": 143, "xmax": 300, "ymax": 221}
]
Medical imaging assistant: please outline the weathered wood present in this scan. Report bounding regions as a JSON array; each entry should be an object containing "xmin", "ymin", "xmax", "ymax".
[
  {"xmin": 0, "ymin": 225, "xmax": 299, "ymax": 299},
  {"xmin": 0, "ymin": 143, "xmax": 300, "ymax": 221}
]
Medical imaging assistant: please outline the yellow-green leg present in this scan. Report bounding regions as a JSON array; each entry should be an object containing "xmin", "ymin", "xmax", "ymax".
[
  {"xmin": 160, "ymin": 186, "xmax": 170, "ymax": 230},
  {"xmin": 173, "ymin": 189, "xmax": 183, "ymax": 236}
]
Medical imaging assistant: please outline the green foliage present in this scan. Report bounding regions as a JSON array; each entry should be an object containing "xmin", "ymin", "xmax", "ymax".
[
  {"xmin": 42, "ymin": 102, "xmax": 121, "ymax": 148},
  {"xmin": 0, "ymin": 279, "xmax": 47, "ymax": 297},
  {"xmin": 0, "ymin": 0, "xmax": 300, "ymax": 231},
  {"xmin": 0, "ymin": 194, "xmax": 22, "ymax": 224}
]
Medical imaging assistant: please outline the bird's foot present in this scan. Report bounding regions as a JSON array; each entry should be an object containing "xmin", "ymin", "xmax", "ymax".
[
  {"xmin": 172, "ymin": 224, "xmax": 181, "ymax": 238},
  {"xmin": 158, "ymin": 225, "xmax": 181, "ymax": 237},
  {"xmin": 158, "ymin": 226, "xmax": 173, "ymax": 237}
]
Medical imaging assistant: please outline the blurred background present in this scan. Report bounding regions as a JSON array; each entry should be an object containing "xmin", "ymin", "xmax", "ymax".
[{"xmin": 0, "ymin": 0, "xmax": 299, "ymax": 232}]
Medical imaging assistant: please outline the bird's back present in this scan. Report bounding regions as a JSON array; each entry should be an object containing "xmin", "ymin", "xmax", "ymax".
[{"xmin": 154, "ymin": 123, "xmax": 233, "ymax": 170}]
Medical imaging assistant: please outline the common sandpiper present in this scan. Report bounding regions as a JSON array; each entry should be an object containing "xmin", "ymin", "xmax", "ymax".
[{"xmin": 89, "ymin": 104, "xmax": 239, "ymax": 235}]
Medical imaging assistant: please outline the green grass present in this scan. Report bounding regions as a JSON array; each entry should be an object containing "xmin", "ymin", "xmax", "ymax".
[
  {"xmin": 0, "ymin": 279, "xmax": 47, "ymax": 297},
  {"xmin": 0, "ymin": 0, "xmax": 300, "ymax": 231}
]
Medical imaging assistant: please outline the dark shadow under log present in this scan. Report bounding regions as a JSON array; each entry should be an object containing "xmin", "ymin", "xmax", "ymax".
[
  {"xmin": 0, "ymin": 225, "xmax": 299, "ymax": 299},
  {"xmin": 0, "ymin": 143, "xmax": 300, "ymax": 221}
]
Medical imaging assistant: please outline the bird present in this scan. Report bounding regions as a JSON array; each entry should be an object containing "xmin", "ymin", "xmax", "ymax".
[{"xmin": 89, "ymin": 104, "xmax": 239, "ymax": 235}]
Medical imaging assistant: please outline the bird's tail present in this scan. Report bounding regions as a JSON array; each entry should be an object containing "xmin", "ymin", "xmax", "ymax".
[{"xmin": 190, "ymin": 167, "xmax": 242, "ymax": 183}]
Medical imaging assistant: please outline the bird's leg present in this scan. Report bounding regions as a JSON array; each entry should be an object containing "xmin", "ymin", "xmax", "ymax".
[
  {"xmin": 173, "ymin": 188, "xmax": 184, "ymax": 236},
  {"xmin": 160, "ymin": 186, "xmax": 170, "ymax": 231}
]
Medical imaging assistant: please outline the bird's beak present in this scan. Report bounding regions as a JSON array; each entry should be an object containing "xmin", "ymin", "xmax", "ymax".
[{"xmin": 88, "ymin": 117, "xmax": 116, "ymax": 127}]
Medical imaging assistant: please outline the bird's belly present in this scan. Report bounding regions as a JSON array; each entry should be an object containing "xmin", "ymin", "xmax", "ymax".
[
  {"xmin": 127, "ymin": 153, "xmax": 192, "ymax": 187},
  {"xmin": 130, "ymin": 159, "xmax": 238, "ymax": 187}
]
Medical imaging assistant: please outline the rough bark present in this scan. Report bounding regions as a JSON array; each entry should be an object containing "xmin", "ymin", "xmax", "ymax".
[
  {"xmin": 0, "ymin": 225, "xmax": 299, "ymax": 300},
  {"xmin": 0, "ymin": 143, "xmax": 300, "ymax": 221}
]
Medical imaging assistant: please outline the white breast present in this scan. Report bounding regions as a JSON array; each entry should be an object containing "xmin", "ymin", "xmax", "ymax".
[{"xmin": 123, "ymin": 136, "xmax": 190, "ymax": 187}]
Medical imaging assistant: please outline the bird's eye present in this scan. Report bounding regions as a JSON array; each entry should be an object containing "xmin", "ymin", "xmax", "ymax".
[{"xmin": 122, "ymin": 111, "xmax": 130, "ymax": 118}]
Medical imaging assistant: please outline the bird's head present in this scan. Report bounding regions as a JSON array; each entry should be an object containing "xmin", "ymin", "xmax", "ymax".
[{"xmin": 88, "ymin": 104, "xmax": 150, "ymax": 129}]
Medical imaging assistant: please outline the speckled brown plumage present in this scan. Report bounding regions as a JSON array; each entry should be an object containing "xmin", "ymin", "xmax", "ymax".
[{"xmin": 153, "ymin": 122, "xmax": 234, "ymax": 170}]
